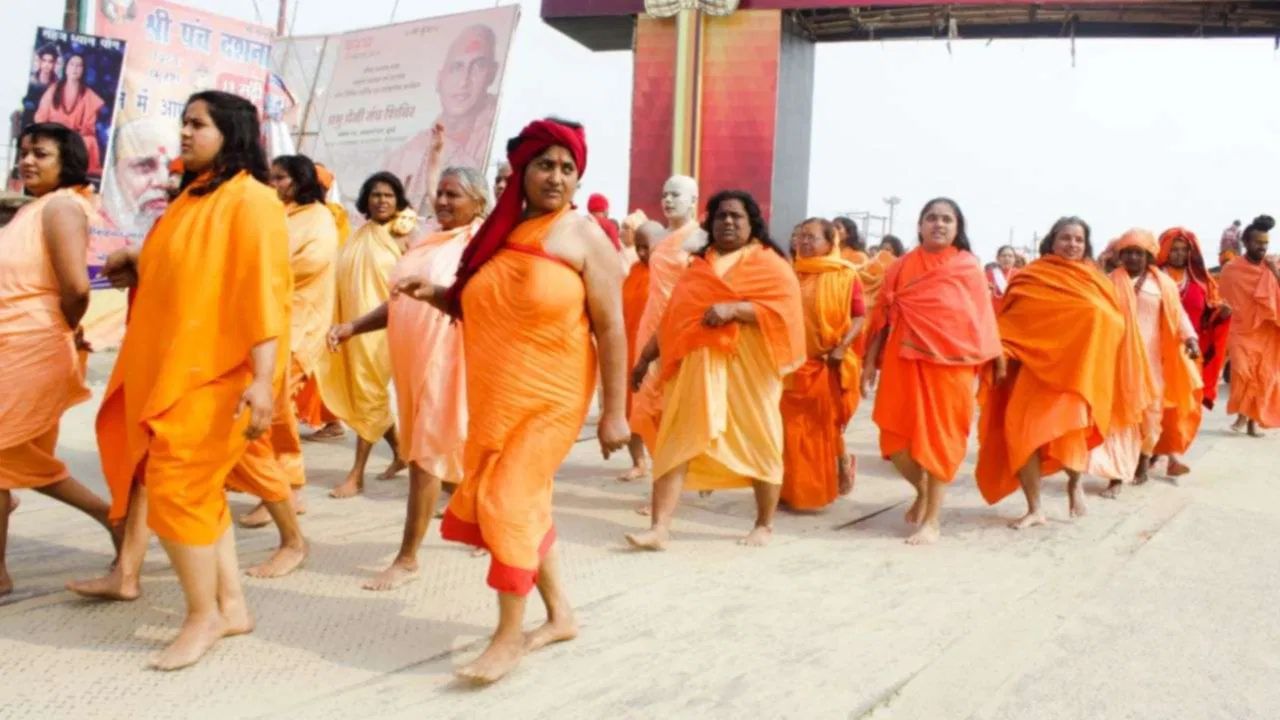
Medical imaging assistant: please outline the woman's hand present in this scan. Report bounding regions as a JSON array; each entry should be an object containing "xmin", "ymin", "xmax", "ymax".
[
  {"xmin": 238, "ymin": 379, "xmax": 274, "ymax": 440},
  {"xmin": 327, "ymin": 323, "xmax": 354, "ymax": 352},
  {"xmin": 102, "ymin": 248, "xmax": 139, "ymax": 289},
  {"xmin": 702, "ymin": 302, "xmax": 738, "ymax": 328},
  {"xmin": 393, "ymin": 276, "xmax": 434, "ymax": 302},
  {"xmin": 1184, "ymin": 338, "xmax": 1200, "ymax": 360},
  {"xmin": 859, "ymin": 363, "xmax": 878, "ymax": 399},
  {"xmin": 597, "ymin": 411, "xmax": 630, "ymax": 459}
]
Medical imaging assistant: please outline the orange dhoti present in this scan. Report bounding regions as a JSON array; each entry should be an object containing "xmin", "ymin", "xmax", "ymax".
[
  {"xmin": 225, "ymin": 357, "xmax": 306, "ymax": 501},
  {"xmin": 870, "ymin": 247, "xmax": 1001, "ymax": 482},
  {"xmin": 621, "ymin": 260, "xmax": 650, "ymax": 417},
  {"xmin": 1218, "ymin": 257, "xmax": 1280, "ymax": 428},
  {"xmin": 440, "ymin": 208, "xmax": 595, "ymax": 595},
  {"xmin": 976, "ymin": 256, "xmax": 1145, "ymax": 504},
  {"xmin": 98, "ymin": 173, "xmax": 292, "ymax": 544},
  {"xmin": 781, "ymin": 252, "xmax": 863, "ymax": 510},
  {"xmin": 0, "ymin": 189, "xmax": 95, "ymax": 490}
]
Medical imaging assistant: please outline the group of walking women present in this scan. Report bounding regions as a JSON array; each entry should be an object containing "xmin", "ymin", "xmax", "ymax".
[{"xmin": 1, "ymin": 87, "xmax": 1276, "ymax": 685}]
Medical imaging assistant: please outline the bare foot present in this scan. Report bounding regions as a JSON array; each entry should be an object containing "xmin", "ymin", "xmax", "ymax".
[
  {"xmin": 625, "ymin": 526, "xmax": 669, "ymax": 551},
  {"xmin": 362, "ymin": 558, "xmax": 419, "ymax": 591},
  {"xmin": 219, "ymin": 595, "xmax": 256, "ymax": 638},
  {"xmin": 698, "ymin": 490, "xmax": 713, "ymax": 499},
  {"xmin": 0, "ymin": 568, "xmax": 11, "ymax": 597},
  {"xmin": 329, "ymin": 471, "xmax": 363, "ymax": 499},
  {"xmin": 245, "ymin": 543, "xmax": 307, "ymax": 579},
  {"xmin": 150, "ymin": 612, "xmax": 228, "ymax": 671},
  {"xmin": 378, "ymin": 458, "xmax": 408, "ymax": 480},
  {"xmin": 303, "ymin": 422, "xmax": 344, "ymax": 441},
  {"xmin": 904, "ymin": 494, "xmax": 925, "ymax": 525},
  {"xmin": 66, "ymin": 565, "xmax": 141, "ymax": 602},
  {"xmin": 1248, "ymin": 422, "xmax": 1264, "ymax": 438},
  {"xmin": 1133, "ymin": 472, "xmax": 1150, "ymax": 486},
  {"xmin": 1230, "ymin": 417, "xmax": 1248, "ymax": 434},
  {"xmin": 906, "ymin": 521, "xmax": 940, "ymax": 545},
  {"xmin": 524, "ymin": 614, "xmax": 578, "ymax": 652},
  {"xmin": 1069, "ymin": 489, "xmax": 1088, "ymax": 519},
  {"xmin": 456, "ymin": 634, "xmax": 525, "ymax": 684},
  {"xmin": 738, "ymin": 525, "xmax": 772, "ymax": 547},
  {"xmin": 617, "ymin": 465, "xmax": 648, "ymax": 482},
  {"xmin": 237, "ymin": 502, "xmax": 272, "ymax": 529},
  {"xmin": 1100, "ymin": 480, "xmax": 1123, "ymax": 499},
  {"xmin": 1009, "ymin": 512, "xmax": 1046, "ymax": 530},
  {"xmin": 1167, "ymin": 458, "xmax": 1191, "ymax": 477}
]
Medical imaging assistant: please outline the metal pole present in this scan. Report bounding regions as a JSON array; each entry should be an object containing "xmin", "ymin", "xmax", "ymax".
[{"xmin": 277, "ymin": 0, "xmax": 288, "ymax": 36}]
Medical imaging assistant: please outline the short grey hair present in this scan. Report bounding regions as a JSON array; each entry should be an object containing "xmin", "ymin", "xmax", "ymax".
[{"xmin": 439, "ymin": 166, "xmax": 491, "ymax": 216}]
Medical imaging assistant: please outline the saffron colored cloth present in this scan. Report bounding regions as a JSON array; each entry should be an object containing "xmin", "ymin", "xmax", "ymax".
[
  {"xmin": 781, "ymin": 251, "xmax": 864, "ymax": 509},
  {"xmin": 869, "ymin": 247, "xmax": 1001, "ymax": 482},
  {"xmin": 629, "ymin": 221, "xmax": 697, "ymax": 452},
  {"xmin": 387, "ymin": 221, "xmax": 477, "ymax": 481},
  {"xmin": 975, "ymin": 256, "xmax": 1140, "ymax": 504},
  {"xmin": 440, "ymin": 207, "xmax": 596, "ymax": 596},
  {"xmin": 97, "ymin": 172, "xmax": 291, "ymax": 544},
  {"xmin": 315, "ymin": 220, "xmax": 401, "ymax": 443},
  {"xmin": 1219, "ymin": 257, "xmax": 1280, "ymax": 427},
  {"xmin": 651, "ymin": 243, "xmax": 805, "ymax": 491},
  {"xmin": 0, "ymin": 188, "xmax": 96, "ymax": 488}
]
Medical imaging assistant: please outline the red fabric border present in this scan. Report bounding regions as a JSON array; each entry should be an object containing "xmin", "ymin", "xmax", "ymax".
[{"xmin": 440, "ymin": 510, "xmax": 558, "ymax": 596}]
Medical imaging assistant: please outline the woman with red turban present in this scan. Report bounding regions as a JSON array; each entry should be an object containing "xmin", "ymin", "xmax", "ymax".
[
  {"xmin": 394, "ymin": 118, "xmax": 628, "ymax": 684},
  {"xmin": 1157, "ymin": 227, "xmax": 1231, "ymax": 410}
]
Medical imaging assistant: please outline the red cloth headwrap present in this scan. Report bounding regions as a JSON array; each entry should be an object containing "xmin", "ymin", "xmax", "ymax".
[
  {"xmin": 587, "ymin": 193, "xmax": 609, "ymax": 214},
  {"xmin": 445, "ymin": 119, "xmax": 588, "ymax": 317}
]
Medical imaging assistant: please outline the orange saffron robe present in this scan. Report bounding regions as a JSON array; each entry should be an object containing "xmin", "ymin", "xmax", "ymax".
[
  {"xmin": 97, "ymin": 173, "xmax": 291, "ymax": 544},
  {"xmin": 629, "ymin": 222, "xmax": 696, "ymax": 451},
  {"xmin": 0, "ymin": 189, "xmax": 95, "ymax": 489},
  {"xmin": 226, "ymin": 202, "xmax": 337, "ymax": 498},
  {"xmin": 651, "ymin": 243, "xmax": 805, "ymax": 490},
  {"xmin": 1218, "ymin": 257, "xmax": 1280, "ymax": 427},
  {"xmin": 781, "ymin": 252, "xmax": 863, "ymax": 510},
  {"xmin": 440, "ymin": 208, "xmax": 596, "ymax": 595},
  {"xmin": 975, "ymin": 257, "xmax": 1150, "ymax": 504},
  {"xmin": 621, "ymin": 259, "xmax": 651, "ymax": 417},
  {"xmin": 1157, "ymin": 229, "xmax": 1229, "ymax": 408},
  {"xmin": 869, "ymin": 247, "xmax": 1001, "ymax": 482},
  {"xmin": 387, "ymin": 222, "xmax": 476, "ymax": 481}
]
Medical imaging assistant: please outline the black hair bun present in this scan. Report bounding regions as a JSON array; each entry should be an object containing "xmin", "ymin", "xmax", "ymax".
[{"xmin": 1252, "ymin": 215, "xmax": 1275, "ymax": 233}]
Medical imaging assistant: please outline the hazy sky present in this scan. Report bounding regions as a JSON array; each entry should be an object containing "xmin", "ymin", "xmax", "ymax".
[{"xmin": 4, "ymin": 1, "xmax": 1277, "ymax": 260}]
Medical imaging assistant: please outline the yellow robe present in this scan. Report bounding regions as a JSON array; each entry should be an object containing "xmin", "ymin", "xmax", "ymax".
[
  {"xmin": 316, "ymin": 220, "xmax": 400, "ymax": 442},
  {"xmin": 651, "ymin": 245, "xmax": 803, "ymax": 490}
]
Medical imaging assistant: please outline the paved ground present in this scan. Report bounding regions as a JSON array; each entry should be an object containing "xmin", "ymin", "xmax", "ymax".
[{"xmin": 2, "ymin": 352, "xmax": 1277, "ymax": 719}]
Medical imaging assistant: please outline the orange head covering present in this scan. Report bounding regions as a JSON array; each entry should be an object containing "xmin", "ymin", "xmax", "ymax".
[
  {"xmin": 314, "ymin": 163, "xmax": 335, "ymax": 193},
  {"xmin": 1111, "ymin": 228, "xmax": 1159, "ymax": 257},
  {"xmin": 445, "ymin": 119, "xmax": 587, "ymax": 318},
  {"xmin": 1157, "ymin": 226, "xmax": 1220, "ymax": 305}
]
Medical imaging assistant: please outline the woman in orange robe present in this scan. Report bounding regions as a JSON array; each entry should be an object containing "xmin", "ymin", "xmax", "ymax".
[
  {"xmin": 224, "ymin": 154, "xmax": 341, "ymax": 578},
  {"xmin": 1090, "ymin": 230, "xmax": 1201, "ymax": 497},
  {"xmin": 618, "ymin": 221, "xmax": 657, "ymax": 481},
  {"xmin": 1158, "ymin": 227, "xmax": 1231, "ymax": 412},
  {"xmin": 976, "ymin": 218, "xmax": 1150, "ymax": 528},
  {"xmin": 862, "ymin": 199, "xmax": 1002, "ymax": 545},
  {"xmin": 986, "ymin": 244, "xmax": 1019, "ymax": 313},
  {"xmin": 834, "ymin": 216, "xmax": 868, "ymax": 265},
  {"xmin": 1219, "ymin": 215, "xmax": 1280, "ymax": 435},
  {"xmin": 781, "ymin": 218, "xmax": 865, "ymax": 511},
  {"xmin": 34, "ymin": 55, "xmax": 105, "ymax": 172},
  {"xmin": 626, "ymin": 191, "xmax": 805, "ymax": 549},
  {"xmin": 395, "ymin": 119, "xmax": 628, "ymax": 684},
  {"xmin": 0, "ymin": 124, "xmax": 116, "ymax": 597},
  {"xmin": 92, "ymin": 91, "xmax": 291, "ymax": 670},
  {"xmin": 329, "ymin": 167, "xmax": 487, "ymax": 591}
]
